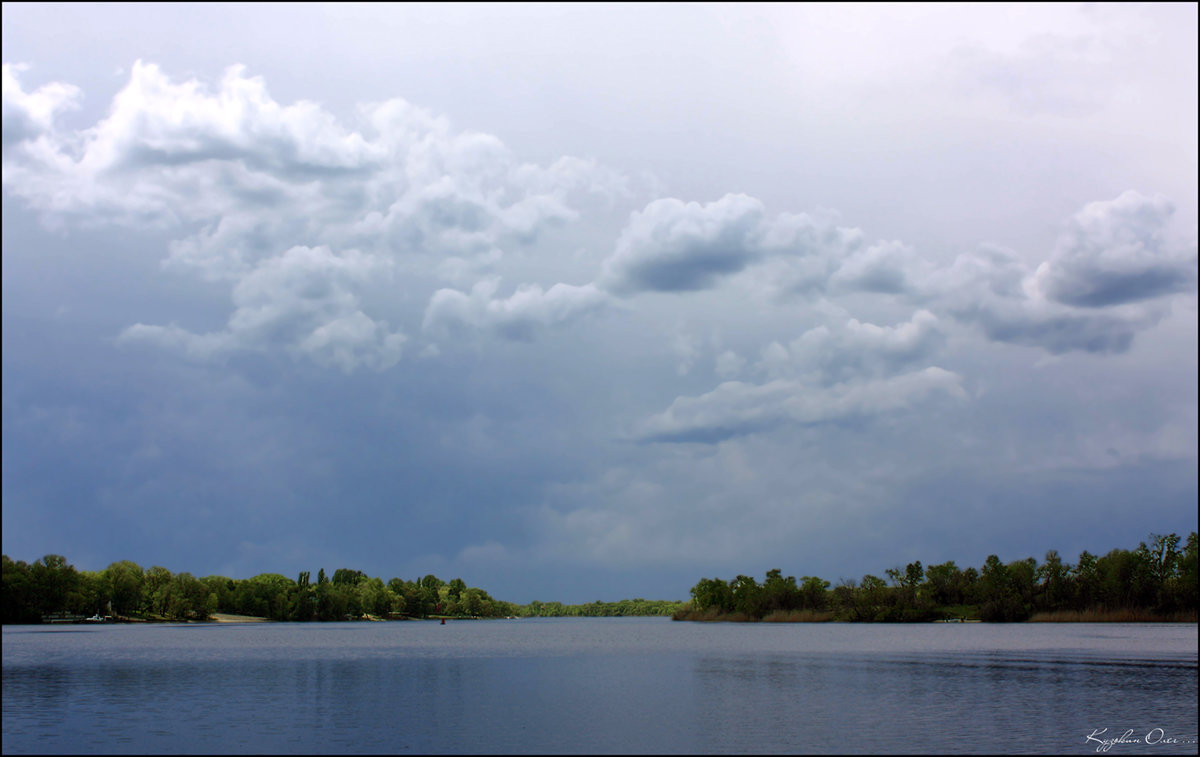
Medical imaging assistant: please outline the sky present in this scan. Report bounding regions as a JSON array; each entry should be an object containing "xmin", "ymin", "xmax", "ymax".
[{"xmin": 2, "ymin": 3, "xmax": 1197, "ymax": 603}]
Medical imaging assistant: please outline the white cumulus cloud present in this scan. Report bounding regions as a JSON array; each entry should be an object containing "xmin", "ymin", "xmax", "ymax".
[
  {"xmin": 423, "ymin": 279, "xmax": 610, "ymax": 342},
  {"xmin": 636, "ymin": 367, "xmax": 967, "ymax": 443},
  {"xmin": 4, "ymin": 62, "xmax": 627, "ymax": 369},
  {"xmin": 1, "ymin": 63, "xmax": 82, "ymax": 148}
]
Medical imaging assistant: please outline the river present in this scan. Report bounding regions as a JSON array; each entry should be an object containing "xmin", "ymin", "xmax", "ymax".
[{"xmin": 2, "ymin": 617, "xmax": 1196, "ymax": 754}]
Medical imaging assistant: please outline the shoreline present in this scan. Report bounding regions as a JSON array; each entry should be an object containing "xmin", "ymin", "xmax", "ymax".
[{"xmin": 671, "ymin": 607, "xmax": 1199, "ymax": 623}]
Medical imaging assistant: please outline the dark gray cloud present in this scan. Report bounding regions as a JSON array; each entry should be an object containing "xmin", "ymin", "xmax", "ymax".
[
  {"xmin": 599, "ymin": 194, "xmax": 770, "ymax": 295},
  {"xmin": 954, "ymin": 301, "xmax": 1147, "ymax": 355},
  {"xmin": 828, "ymin": 240, "xmax": 924, "ymax": 295},
  {"xmin": 598, "ymin": 195, "xmax": 879, "ymax": 298},
  {"xmin": 931, "ymin": 240, "xmax": 1179, "ymax": 355},
  {"xmin": 120, "ymin": 245, "xmax": 408, "ymax": 371},
  {"xmin": 1034, "ymin": 191, "xmax": 1197, "ymax": 308}
]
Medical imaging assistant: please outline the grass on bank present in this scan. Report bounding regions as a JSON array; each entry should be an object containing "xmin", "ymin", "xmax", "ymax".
[{"xmin": 1027, "ymin": 608, "xmax": 1198, "ymax": 622}]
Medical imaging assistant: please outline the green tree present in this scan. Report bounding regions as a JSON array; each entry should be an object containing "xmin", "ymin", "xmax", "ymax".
[
  {"xmin": 1036, "ymin": 551, "xmax": 1070, "ymax": 611},
  {"xmin": 76, "ymin": 570, "xmax": 107, "ymax": 615},
  {"xmin": 857, "ymin": 574, "xmax": 890, "ymax": 619},
  {"xmin": 831, "ymin": 578, "xmax": 860, "ymax": 620},
  {"xmin": 1072, "ymin": 550, "xmax": 1098, "ymax": 609},
  {"xmin": 799, "ymin": 576, "xmax": 830, "ymax": 611},
  {"xmin": 884, "ymin": 567, "xmax": 904, "ymax": 588},
  {"xmin": 1146, "ymin": 533, "xmax": 1181, "ymax": 609},
  {"xmin": 459, "ymin": 587, "xmax": 484, "ymax": 616},
  {"xmin": 1, "ymin": 556, "xmax": 38, "ymax": 623},
  {"xmin": 413, "ymin": 584, "xmax": 438, "ymax": 617},
  {"xmin": 388, "ymin": 589, "xmax": 407, "ymax": 617},
  {"xmin": 978, "ymin": 555, "xmax": 1027, "ymax": 622},
  {"xmin": 331, "ymin": 568, "xmax": 365, "ymax": 586},
  {"xmin": 924, "ymin": 561, "xmax": 960, "ymax": 606},
  {"xmin": 200, "ymin": 576, "xmax": 235, "ymax": 614},
  {"xmin": 762, "ymin": 569, "xmax": 800, "ymax": 613},
  {"xmin": 1095, "ymin": 547, "xmax": 1154, "ymax": 609},
  {"xmin": 143, "ymin": 566, "xmax": 173, "ymax": 617},
  {"xmin": 30, "ymin": 554, "xmax": 80, "ymax": 616},
  {"xmin": 258, "ymin": 574, "xmax": 298, "ymax": 620},
  {"xmin": 689, "ymin": 577, "xmax": 733, "ymax": 613},
  {"xmin": 357, "ymin": 577, "xmax": 391, "ymax": 617},
  {"xmin": 103, "ymin": 560, "xmax": 145, "ymax": 617},
  {"xmin": 904, "ymin": 561, "xmax": 924, "ymax": 589},
  {"xmin": 1010, "ymin": 557, "xmax": 1037, "ymax": 608},
  {"xmin": 1175, "ymin": 532, "xmax": 1198, "ymax": 610},
  {"xmin": 164, "ymin": 572, "xmax": 207, "ymax": 620},
  {"xmin": 730, "ymin": 575, "xmax": 763, "ymax": 617},
  {"xmin": 960, "ymin": 567, "xmax": 980, "ymax": 605},
  {"xmin": 387, "ymin": 578, "xmax": 415, "ymax": 616}
]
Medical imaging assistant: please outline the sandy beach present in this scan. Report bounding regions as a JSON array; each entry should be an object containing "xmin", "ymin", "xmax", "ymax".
[{"xmin": 209, "ymin": 613, "xmax": 271, "ymax": 623}]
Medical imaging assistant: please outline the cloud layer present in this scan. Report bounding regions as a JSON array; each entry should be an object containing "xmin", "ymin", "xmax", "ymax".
[
  {"xmin": 6, "ymin": 63, "xmax": 1193, "ymax": 377},
  {"xmin": 3, "ymin": 61, "xmax": 625, "ymax": 368},
  {"xmin": 3, "ymin": 7, "xmax": 1195, "ymax": 606}
]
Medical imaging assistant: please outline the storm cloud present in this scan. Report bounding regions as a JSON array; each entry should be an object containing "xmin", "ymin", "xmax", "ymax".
[{"xmin": 3, "ymin": 4, "xmax": 1195, "ymax": 602}]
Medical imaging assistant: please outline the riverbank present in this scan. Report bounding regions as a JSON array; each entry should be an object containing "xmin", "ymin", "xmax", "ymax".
[{"xmin": 671, "ymin": 606, "xmax": 1199, "ymax": 622}]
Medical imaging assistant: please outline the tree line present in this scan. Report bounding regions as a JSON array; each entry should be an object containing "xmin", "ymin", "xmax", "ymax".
[
  {"xmin": 520, "ymin": 598, "xmax": 683, "ymax": 617},
  {"xmin": 677, "ymin": 532, "xmax": 1199, "ymax": 622},
  {"xmin": 0, "ymin": 556, "xmax": 684, "ymax": 624},
  {"xmin": 6, "ymin": 532, "xmax": 1194, "ymax": 624},
  {"xmin": 0, "ymin": 558, "xmax": 526, "ymax": 623}
]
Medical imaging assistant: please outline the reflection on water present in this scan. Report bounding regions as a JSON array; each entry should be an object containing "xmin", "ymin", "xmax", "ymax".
[
  {"xmin": 688, "ymin": 648, "xmax": 1197, "ymax": 754},
  {"xmin": 3, "ymin": 620, "xmax": 1196, "ymax": 754}
]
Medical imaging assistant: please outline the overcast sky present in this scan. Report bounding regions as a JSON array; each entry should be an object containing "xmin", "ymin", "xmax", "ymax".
[{"xmin": 3, "ymin": 3, "xmax": 1196, "ymax": 603}]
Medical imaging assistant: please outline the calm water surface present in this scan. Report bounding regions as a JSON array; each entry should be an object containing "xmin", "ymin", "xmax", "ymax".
[{"xmin": 3, "ymin": 618, "xmax": 1196, "ymax": 754}]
